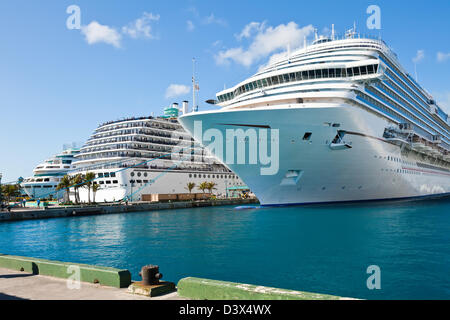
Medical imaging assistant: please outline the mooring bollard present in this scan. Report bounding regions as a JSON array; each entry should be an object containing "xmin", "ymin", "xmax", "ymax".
[
  {"xmin": 128, "ymin": 264, "xmax": 175, "ymax": 296},
  {"xmin": 139, "ymin": 265, "xmax": 163, "ymax": 286}
]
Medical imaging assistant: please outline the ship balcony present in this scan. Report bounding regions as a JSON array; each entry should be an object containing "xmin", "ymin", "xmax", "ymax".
[
  {"xmin": 432, "ymin": 135, "xmax": 442, "ymax": 144},
  {"xmin": 411, "ymin": 142, "xmax": 426, "ymax": 150},
  {"xmin": 398, "ymin": 123, "xmax": 414, "ymax": 133}
]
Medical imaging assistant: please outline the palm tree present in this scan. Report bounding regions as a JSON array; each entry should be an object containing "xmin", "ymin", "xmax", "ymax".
[
  {"xmin": 206, "ymin": 182, "xmax": 217, "ymax": 195},
  {"xmin": 198, "ymin": 182, "xmax": 208, "ymax": 193},
  {"xmin": 2, "ymin": 184, "xmax": 20, "ymax": 203},
  {"xmin": 186, "ymin": 182, "xmax": 196, "ymax": 193},
  {"xmin": 72, "ymin": 174, "xmax": 85, "ymax": 204},
  {"xmin": 92, "ymin": 183, "xmax": 100, "ymax": 204},
  {"xmin": 56, "ymin": 175, "xmax": 72, "ymax": 202},
  {"xmin": 83, "ymin": 172, "xmax": 95, "ymax": 204}
]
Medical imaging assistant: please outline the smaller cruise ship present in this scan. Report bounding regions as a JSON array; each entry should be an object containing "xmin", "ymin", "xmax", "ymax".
[
  {"xmin": 21, "ymin": 148, "xmax": 80, "ymax": 199},
  {"xmin": 70, "ymin": 103, "xmax": 246, "ymax": 203}
]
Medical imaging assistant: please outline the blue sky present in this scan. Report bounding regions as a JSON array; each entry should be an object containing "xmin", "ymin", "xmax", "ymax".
[{"xmin": 0, "ymin": 0, "xmax": 449, "ymax": 182}]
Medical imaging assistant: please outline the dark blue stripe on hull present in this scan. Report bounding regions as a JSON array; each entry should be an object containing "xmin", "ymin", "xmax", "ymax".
[{"xmin": 261, "ymin": 192, "xmax": 450, "ymax": 207}]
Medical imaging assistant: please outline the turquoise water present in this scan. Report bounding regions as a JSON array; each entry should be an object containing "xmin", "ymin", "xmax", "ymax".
[{"xmin": 0, "ymin": 199, "xmax": 449, "ymax": 299}]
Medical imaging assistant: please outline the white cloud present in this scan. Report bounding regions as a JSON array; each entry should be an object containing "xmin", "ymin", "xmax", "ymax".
[
  {"xmin": 187, "ymin": 20, "xmax": 195, "ymax": 32},
  {"xmin": 212, "ymin": 40, "xmax": 222, "ymax": 47},
  {"xmin": 187, "ymin": 6, "xmax": 200, "ymax": 18},
  {"xmin": 235, "ymin": 21, "xmax": 266, "ymax": 40},
  {"xmin": 437, "ymin": 52, "xmax": 450, "ymax": 63},
  {"xmin": 204, "ymin": 13, "xmax": 227, "ymax": 27},
  {"xmin": 81, "ymin": 21, "xmax": 122, "ymax": 48},
  {"xmin": 412, "ymin": 49, "xmax": 425, "ymax": 63},
  {"xmin": 215, "ymin": 22, "xmax": 314, "ymax": 67},
  {"xmin": 122, "ymin": 12, "xmax": 160, "ymax": 39},
  {"xmin": 165, "ymin": 84, "xmax": 190, "ymax": 99}
]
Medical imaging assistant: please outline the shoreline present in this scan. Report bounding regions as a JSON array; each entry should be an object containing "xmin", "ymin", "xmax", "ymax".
[{"xmin": 0, "ymin": 198, "xmax": 259, "ymax": 223}]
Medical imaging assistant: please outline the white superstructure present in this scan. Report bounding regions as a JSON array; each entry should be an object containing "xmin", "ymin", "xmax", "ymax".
[
  {"xmin": 21, "ymin": 149, "xmax": 80, "ymax": 199},
  {"xmin": 179, "ymin": 30, "xmax": 450, "ymax": 206},
  {"xmin": 71, "ymin": 105, "xmax": 245, "ymax": 203}
]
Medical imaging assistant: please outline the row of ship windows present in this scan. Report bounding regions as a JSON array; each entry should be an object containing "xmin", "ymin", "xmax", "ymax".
[
  {"xmin": 384, "ymin": 70, "xmax": 449, "ymax": 132},
  {"xmin": 266, "ymin": 44, "xmax": 385, "ymax": 73},
  {"xmin": 36, "ymin": 166, "xmax": 71, "ymax": 169},
  {"xmin": 375, "ymin": 155, "xmax": 416, "ymax": 167},
  {"xmin": 81, "ymin": 143, "xmax": 174, "ymax": 154},
  {"xmin": 91, "ymin": 129, "xmax": 191, "ymax": 142},
  {"xmin": 188, "ymin": 173, "xmax": 237, "ymax": 179},
  {"xmin": 85, "ymin": 136, "xmax": 194, "ymax": 148},
  {"xmin": 218, "ymin": 64, "xmax": 379, "ymax": 102},
  {"xmin": 94, "ymin": 180, "xmax": 118, "ymax": 185},
  {"xmin": 380, "ymin": 56, "xmax": 434, "ymax": 111},
  {"xmin": 377, "ymin": 80, "xmax": 449, "ymax": 142},
  {"xmin": 23, "ymin": 185, "xmax": 57, "ymax": 189},
  {"xmin": 96, "ymin": 121, "xmax": 181, "ymax": 134},
  {"xmin": 97, "ymin": 172, "xmax": 116, "ymax": 178},
  {"xmin": 77, "ymin": 151, "xmax": 173, "ymax": 161},
  {"xmin": 382, "ymin": 58, "xmax": 448, "ymax": 126},
  {"xmin": 366, "ymin": 86, "xmax": 449, "ymax": 145},
  {"xmin": 77, "ymin": 153, "xmax": 213, "ymax": 163},
  {"xmin": 381, "ymin": 168, "xmax": 421, "ymax": 175},
  {"xmin": 358, "ymin": 92, "xmax": 441, "ymax": 146},
  {"xmin": 376, "ymin": 154, "xmax": 449, "ymax": 171},
  {"xmin": 26, "ymin": 177, "xmax": 61, "ymax": 183}
]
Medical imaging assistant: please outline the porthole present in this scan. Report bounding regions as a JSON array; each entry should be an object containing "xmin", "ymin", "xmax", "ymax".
[{"xmin": 302, "ymin": 132, "xmax": 312, "ymax": 141}]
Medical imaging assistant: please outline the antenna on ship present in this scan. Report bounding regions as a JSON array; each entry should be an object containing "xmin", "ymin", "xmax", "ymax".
[
  {"xmin": 331, "ymin": 24, "xmax": 335, "ymax": 40},
  {"xmin": 287, "ymin": 43, "xmax": 291, "ymax": 63},
  {"xmin": 192, "ymin": 58, "xmax": 199, "ymax": 112}
]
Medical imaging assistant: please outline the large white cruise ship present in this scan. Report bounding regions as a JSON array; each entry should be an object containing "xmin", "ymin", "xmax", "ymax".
[
  {"xmin": 21, "ymin": 148, "xmax": 80, "ymax": 199},
  {"xmin": 71, "ymin": 103, "xmax": 245, "ymax": 202},
  {"xmin": 179, "ymin": 29, "xmax": 450, "ymax": 206}
]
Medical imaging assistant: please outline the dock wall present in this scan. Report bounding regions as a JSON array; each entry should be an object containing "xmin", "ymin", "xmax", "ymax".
[
  {"xmin": 0, "ymin": 254, "xmax": 131, "ymax": 288},
  {"xmin": 177, "ymin": 277, "xmax": 345, "ymax": 300},
  {"xmin": 0, "ymin": 198, "xmax": 259, "ymax": 222}
]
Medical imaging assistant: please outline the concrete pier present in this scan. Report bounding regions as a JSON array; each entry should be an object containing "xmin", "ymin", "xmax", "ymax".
[
  {"xmin": 0, "ymin": 255, "xmax": 353, "ymax": 300},
  {"xmin": 0, "ymin": 198, "xmax": 259, "ymax": 222},
  {"xmin": 0, "ymin": 267, "xmax": 183, "ymax": 300}
]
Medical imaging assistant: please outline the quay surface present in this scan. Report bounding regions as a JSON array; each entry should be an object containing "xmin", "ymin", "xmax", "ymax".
[
  {"xmin": 0, "ymin": 198, "xmax": 259, "ymax": 222},
  {"xmin": 0, "ymin": 267, "xmax": 183, "ymax": 300}
]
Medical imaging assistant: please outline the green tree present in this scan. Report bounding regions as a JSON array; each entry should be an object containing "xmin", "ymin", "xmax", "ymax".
[
  {"xmin": 197, "ymin": 182, "xmax": 208, "ymax": 193},
  {"xmin": 92, "ymin": 183, "xmax": 100, "ymax": 204},
  {"xmin": 72, "ymin": 174, "xmax": 85, "ymax": 204},
  {"xmin": 186, "ymin": 182, "xmax": 196, "ymax": 193},
  {"xmin": 2, "ymin": 184, "xmax": 21, "ymax": 203},
  {"xmin": 206, "ymin": 182, "xmax": 217, "ymax": 195},
  {"xmin": 56, "ymin": 175, "xmax": 72, "ymax": 202},
  {"xmin": 83, "ymin": 172, "xmax": 96, "ymax": 204}
]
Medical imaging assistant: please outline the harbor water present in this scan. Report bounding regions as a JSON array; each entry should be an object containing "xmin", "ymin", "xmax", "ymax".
[{"xmin": 0, "ymin": 199, "xmax": 449, "ymax": 299}]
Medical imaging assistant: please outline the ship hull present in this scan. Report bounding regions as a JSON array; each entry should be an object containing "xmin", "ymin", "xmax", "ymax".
[
  {"xmin": 179, "ymin": 104, "xmax": 450, "ymax": 205},
  {"xmin": 73, "ymin": 169, "xmax": 243, "ymax": 203}
]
